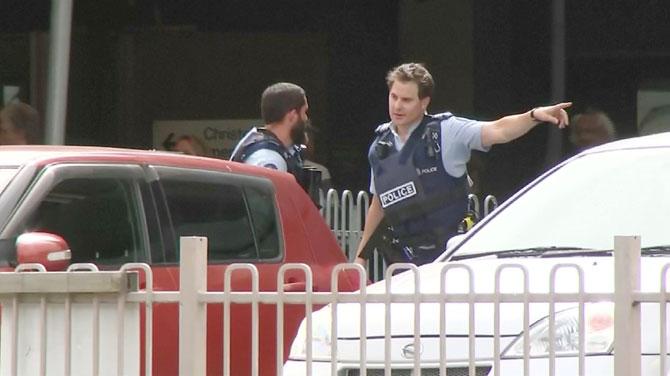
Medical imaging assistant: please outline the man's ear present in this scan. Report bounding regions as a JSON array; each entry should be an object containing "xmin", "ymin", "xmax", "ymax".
[
  {"xmin": 421, "ymin": 96, "xmax": 431, "ymax": 112},
  {"xmin": 279, "ymin": 112, "xmax": 290, "ymax": 125},
  {"xmin": 284, "ymin": 109, "xmax": 298, "ymax": 124}
]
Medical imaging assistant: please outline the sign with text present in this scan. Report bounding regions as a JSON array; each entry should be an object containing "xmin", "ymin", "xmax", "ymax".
[{"xmin": 152, "ymin": 119, "xmax": 260, "ymax": 158}]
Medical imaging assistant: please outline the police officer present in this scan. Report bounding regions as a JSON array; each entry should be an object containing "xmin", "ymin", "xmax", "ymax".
[
  {"xmin": 231, "ymin": 82, "xmax": 310, "ymax": 184},
  {"xmin": 355, "ymin": 63, "xmax": 571, "ymax": 267}
]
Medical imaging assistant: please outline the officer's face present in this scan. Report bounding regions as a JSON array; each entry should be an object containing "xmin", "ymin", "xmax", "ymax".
[
  {"xmin": 388, "ymin": 81, "xmax": 430, "ymax": 129},
  {"xmin": 290, "ymin": 98, "xmax": 310, "ymax": 145}
]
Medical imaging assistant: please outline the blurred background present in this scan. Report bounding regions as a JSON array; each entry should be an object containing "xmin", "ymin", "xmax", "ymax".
[{"xmin": 1, "ymin": 0, "xmax": 669, "ymax": 199}]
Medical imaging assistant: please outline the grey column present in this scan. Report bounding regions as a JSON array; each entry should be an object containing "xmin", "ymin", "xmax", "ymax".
[
  {"xmin": 45, "ymin": 0, "xmax": 74, "ymax": 145},
  {"xmin": 544, "ymin": 0, "xmax": 566, "ymax": 167}
]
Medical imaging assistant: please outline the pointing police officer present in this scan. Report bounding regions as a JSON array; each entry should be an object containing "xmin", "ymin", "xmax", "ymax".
[
  {"xmin": 355, "ymin": 63, "xmax": 571, "ymax": 267},
  {"xmin": 231, "ymin": 82, "xmax": 310, "ymax": 182}
]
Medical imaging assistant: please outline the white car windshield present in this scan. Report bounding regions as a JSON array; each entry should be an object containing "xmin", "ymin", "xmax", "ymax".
[{"xmin": 453, "ymin": 147, "xmax": 670, "ymax": 256}]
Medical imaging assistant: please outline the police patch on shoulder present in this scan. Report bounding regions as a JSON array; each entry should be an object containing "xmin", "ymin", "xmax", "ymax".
[{"xmin": 379, "ymin": 182, "xmax": 417, "ymax": 208}]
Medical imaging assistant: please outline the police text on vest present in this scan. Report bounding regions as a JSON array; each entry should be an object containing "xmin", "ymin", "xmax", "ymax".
[
  {"xmin": 380, "ymin": 182, "xmax": 417, "ymax": 208},
  {"xmin": 416, "ymin": 166, "xmax": 437, "ymax": 175}
]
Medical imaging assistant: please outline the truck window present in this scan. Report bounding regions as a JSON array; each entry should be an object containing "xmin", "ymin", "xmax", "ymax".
[{"xmin": 156, "ymin": 167, "xmax": 281, "ymax": 263}]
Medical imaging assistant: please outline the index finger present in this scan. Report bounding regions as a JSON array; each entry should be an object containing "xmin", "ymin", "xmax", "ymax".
[{"xmin": 554, "ymin": 102, "xmax": 573, "ymax": 109}]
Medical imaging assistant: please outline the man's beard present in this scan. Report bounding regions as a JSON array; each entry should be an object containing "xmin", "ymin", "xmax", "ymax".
[{"xmin": 290, "ymin": 118, "xmax": 308, "ymax": 145}]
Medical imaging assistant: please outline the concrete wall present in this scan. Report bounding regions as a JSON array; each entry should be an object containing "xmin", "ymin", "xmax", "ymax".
[
  {"xmin": 398, "ymin": 0, "xmax": 474, "ymax": 114},
  {"xmin": 0, "ymin": 34, "xmax": 30, "ymax": 102},
  {"xmin": 115, "ymin": 31, "xmax": 329, "ymax": 149},
  {"xmin": 57, "ymin": 30, "xmax": 329, "ymax": 149}
]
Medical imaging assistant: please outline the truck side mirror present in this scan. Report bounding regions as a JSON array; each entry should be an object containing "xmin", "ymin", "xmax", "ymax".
[{"xmin": 16, "ymin": 232, "xmax": 71, "ymax": 271}]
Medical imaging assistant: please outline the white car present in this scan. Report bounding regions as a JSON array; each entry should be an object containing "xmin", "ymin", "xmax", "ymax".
[{"xmin": 284, "ymin": 132, "xmax": 670, "ymax": 375}]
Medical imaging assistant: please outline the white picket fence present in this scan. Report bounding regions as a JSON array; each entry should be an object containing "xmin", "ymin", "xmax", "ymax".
[
  {"xmin": 319, "ymin": 189, "xmax": 499, "ymax": 281},
  {"xmin": 0, "ymin": 236, "xmax": 667, "ymax": 376}
]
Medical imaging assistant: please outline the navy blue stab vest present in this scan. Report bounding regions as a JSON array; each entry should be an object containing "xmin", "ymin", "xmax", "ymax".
[
  {"xmin": 368, "ymin": 114, "xmax": 468, "ymax": 243},
  {"xmin": 230, "ymin": 128, "xmax": 304, "ymax": 181}
]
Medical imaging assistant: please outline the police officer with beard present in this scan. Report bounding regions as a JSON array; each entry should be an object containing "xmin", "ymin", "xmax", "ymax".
[
  {"xmin": 355, "ymin": 63, "xmax": 572, "ymax": 267},
  {"xmin": 231, "ymin": 82, "xmax": 310, "ymax": 186}
]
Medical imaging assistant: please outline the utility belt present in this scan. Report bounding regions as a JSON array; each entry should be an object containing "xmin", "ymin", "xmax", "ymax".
[
  {"xmin": 396, "ymin": 228, "xmax": 451, "ymax": 248},
  {"xmin": 360, "ymin": 221, "xmax": 453, "ymax": 266},
  {"xmin": 394, "ymin": 230, "xmax": 450, "ymax": 266}
]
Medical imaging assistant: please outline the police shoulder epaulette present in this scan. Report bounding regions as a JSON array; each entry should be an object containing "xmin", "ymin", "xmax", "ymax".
[
  {"xmin": 432, "ymin": 112, "xmax": 454, "ymax": 121},
  {"xmin": 374, "ymin": 122, "xmax": 391, "ymax": 135}
]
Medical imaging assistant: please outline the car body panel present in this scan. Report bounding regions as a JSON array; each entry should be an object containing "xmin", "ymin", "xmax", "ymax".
[
  {"xmin": 0, "ymin": 145, "xmax": 358, "ymax": 375},
  {"xmin": 285, "ymin": 132, "xmax": 670, "ymax": 375}
]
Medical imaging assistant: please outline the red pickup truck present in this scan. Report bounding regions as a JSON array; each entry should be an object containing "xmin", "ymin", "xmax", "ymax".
[{"xmin": 0, "ymin": 145, "xmax": 359, "ymax": 375}]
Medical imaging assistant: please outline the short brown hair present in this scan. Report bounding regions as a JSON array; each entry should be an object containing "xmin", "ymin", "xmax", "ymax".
[
  {"xmin": 2, "ymin": 102, "xmax": 41, "ymax": 143},
  {"xmin": 260, "ymin": 82, "xmax": 306, "ymax": 124},
  {"xmin": 386, "ymin": 63, "xmax": 434, "ymax": 99}
]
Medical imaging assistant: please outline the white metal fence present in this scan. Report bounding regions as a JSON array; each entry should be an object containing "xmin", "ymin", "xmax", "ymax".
[
  {"xmin": 0, "ymin": 263, "xmax": 142, "ymax": 376},
  {"xmin": 319, "ymin": 189, "xmax": 369, "ymax": 262},
  {"xmin": 319, "ymin": 189, "xmax": 500, "ymax": 281},
  {"xmin": 0, "ymin": 236, "xmax": 668, "ymax": 375}
]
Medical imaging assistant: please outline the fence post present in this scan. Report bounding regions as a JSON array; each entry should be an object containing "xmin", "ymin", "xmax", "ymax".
[
  {"xmin": 341, "ymin": 190, "xmax": 354, "ymax": 257},
  {"xmin": 353, "ymin": 191, "xmax": 369, "ymax": 262},
  {"xmin": 467, "ymin": 194, "xmax": 480, "ymax": 219},
  {"xmin": 613, "ymin": 235, "xmax": 641, "ymax": 376},
  {"xmin": 179, "ymin": 236, "xmax": 208, "ymax": 376},
  {"xmin": 483, "ymin": 195, "xmax": 498, "ymax": 217}
]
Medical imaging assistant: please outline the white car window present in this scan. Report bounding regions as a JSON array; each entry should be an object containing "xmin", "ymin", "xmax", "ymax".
[{"xmin": 455, "ymin": 147, "xmax": 670, "ymax": 255}]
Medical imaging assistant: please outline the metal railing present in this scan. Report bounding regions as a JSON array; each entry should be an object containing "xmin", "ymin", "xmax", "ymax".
[
  {"xmin": 0, "ymin": 264, "xmax": 141, "ymax": 375},
  {"xmin": 319, "ymin": 189, "xmax": 370, "ymax": 261},
  {"xmin": 0, "ymin": 236, "xmax": 667, "ymax": 376},
  {"xmin": 319, "ymin": 189, "xmax": 500, "ymax": 281}
]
